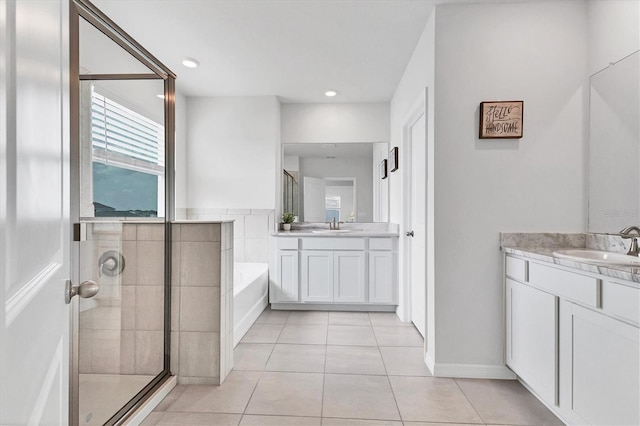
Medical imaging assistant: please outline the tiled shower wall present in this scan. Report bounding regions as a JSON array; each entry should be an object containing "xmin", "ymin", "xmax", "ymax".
[
  {"xmin": 170, "ymin": 221, "xmax": 234, "ymax": 385},
  {"xmin": 79, "ymin": 222, "xmax": 165, "ymax": 376},
  {"xmin": 186, "ymin": 208, "xmax": 274, "ymax": 263}
]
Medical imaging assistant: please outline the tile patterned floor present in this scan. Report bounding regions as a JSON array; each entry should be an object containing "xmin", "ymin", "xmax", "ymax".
[{"xmin": 143, "ymin": 309, "xmax": 563, "ymax": 426}]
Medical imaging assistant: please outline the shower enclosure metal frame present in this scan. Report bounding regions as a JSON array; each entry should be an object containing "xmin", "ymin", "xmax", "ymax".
[{"xmin": 69, "ymin": 0, "xmax": 175, "ymax": 424}]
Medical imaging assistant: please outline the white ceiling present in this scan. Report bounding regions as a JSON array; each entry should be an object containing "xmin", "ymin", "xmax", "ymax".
[{"xmin": 92, "ymin": 0, "xmax": 434, "ymax": 103}]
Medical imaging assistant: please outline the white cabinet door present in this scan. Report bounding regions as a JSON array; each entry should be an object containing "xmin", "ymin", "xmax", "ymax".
[
  {"xmin": 274, "ymin": 250, "xmax": 299, "ymax": 302},
  {"xmin": 301, "ymin": 251, "xmax": 333, "ymax": 302},
  {"xmin": 333, "ymin": 251, "xmax": 365, "ymax": 303},
  {"xmin": 369, "ymin": 251, "xmax": 394, "ymax": 303},
  {"xmin": 506, "ymin": 279, "xmax": 557, "ymax": 406},
  {"xmin": 560, "ymin": 300, "xmax": 639, "ymax": 426}
]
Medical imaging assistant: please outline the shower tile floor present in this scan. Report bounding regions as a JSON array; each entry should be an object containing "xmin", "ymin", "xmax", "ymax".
[{"xmin": 143, "ymin": 309, "xmax": 563, "ymax": 425}]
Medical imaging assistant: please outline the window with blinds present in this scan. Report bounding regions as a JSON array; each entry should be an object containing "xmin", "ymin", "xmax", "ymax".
[{"xmin": 91, "ymin": 89, "xmax": 164, "ymax": 217}]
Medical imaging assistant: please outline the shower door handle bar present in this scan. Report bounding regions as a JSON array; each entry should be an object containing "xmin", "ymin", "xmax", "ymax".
[{"xmin": 65, "ymin": 279, "xmax": 99, "ymax": 304}]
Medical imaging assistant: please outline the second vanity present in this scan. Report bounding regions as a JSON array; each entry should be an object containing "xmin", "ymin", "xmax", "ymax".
[
  {"xmin": 268, "ymin": 224, "xmax": 399, "ymax": 311},
  {"xmin": 502, "ymin": 233, "xmax": 639, "ymax": 426}
]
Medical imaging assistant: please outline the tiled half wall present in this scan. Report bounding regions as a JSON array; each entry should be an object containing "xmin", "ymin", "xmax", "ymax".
[{"xmin": 171, "ymin": 221, "xmax": 234, "ymax": 385}]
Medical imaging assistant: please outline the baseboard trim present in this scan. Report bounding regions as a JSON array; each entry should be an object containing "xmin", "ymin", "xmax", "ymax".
[
  {"xmin": 123, "ymin": 375, "xmax": 176, "ymax": 426},
  {"xmin": 270, "ymin": 303, "xmax": 396, "ymax": 312},
  {"xmin": 424, "ymin": 351, "xmax": 436, "ymax": 375},
  {"xmin": 431, "ymin": 363, "xmax": 517, "ymax": 379}
]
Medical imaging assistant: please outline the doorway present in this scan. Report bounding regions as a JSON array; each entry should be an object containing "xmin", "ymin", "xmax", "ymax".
[{"xmin": 69, "ymin": 1, "xmax": 175, "ymax": 424}]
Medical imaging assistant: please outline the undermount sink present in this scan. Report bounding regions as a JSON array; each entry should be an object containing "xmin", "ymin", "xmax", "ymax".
[
  {"xmin": 553, "ymin": 249, "xmax": 640, "ymax": 267},
  {"xmin": 311, "ymin": 229, "xmax": 352, "ymax": 234}
]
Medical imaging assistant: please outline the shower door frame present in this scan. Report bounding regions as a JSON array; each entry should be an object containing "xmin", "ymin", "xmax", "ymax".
[{"xmin": 69, "ymin": 0, "xmax": 176, "ymax": 424}]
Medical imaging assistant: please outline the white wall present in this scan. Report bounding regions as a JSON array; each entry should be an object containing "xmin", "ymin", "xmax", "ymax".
[
  {"xmin": 281, "ymin": 103, "xmax": 390, "ymax": 144},
  {"xmin": 389, "ymin": 7, "xmax": 436, "ymax": 359},
  {"xmin": 186, "ymin": 96, "xmax": 280, "ymax": 209},
  {"xmin": 587, "ymin": 0, "xmax": 640, "ymax": 75},
  {"xmin": 372, "ymin": 142, "xmax": 390, "ymax": 222},
  {"xmin": 431, "ymin": 1, "xmax": 588, "ymax": 374},
  {"xmin": 174, "ymin": 89, "xmax": 188, "ymax": 219}
]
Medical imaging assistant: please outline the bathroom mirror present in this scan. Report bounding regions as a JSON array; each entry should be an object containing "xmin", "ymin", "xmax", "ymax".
[
  {"xmin": 588, "ymin": 51, "xmax": 639, "ymax": 233},
  {"xmin": 283, "ymin": 142, "xmax": 389, "ymax": 223}
]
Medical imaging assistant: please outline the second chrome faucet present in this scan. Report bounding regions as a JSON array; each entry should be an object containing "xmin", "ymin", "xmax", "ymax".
[{"xmin": 619, "ymin": 226, "xmax": 640, "ymax": 256}]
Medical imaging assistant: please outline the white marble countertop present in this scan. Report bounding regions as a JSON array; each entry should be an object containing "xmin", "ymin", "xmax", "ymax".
[
  {"xmin": 502, "ymin": 246, "xmax": 640, "ymax": 285},
  {"xmin": 271, "ymin": 230, "xmax": 399, "ymax": 237}
]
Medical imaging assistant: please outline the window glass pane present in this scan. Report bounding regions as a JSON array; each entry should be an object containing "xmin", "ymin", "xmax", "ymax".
[{"xmin": 93, "ymin": 162, "xmax": 158, "ymax": 217}]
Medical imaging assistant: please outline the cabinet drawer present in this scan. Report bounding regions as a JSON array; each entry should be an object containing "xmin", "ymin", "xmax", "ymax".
[
  {"xmin": 369, "ymin": 238, "xmax": 393, "ymax": 251},
  {"xmin": 276, "ymin": 237, "xmax": 299, "ymax": 250},
  {"xmin": 602, "ymin": 281, "xmax": 639, "ymax": 325},
  {"xmin": 302, "ymin": 237, "xmax": 365, "ymax": 250},
  {"xmin": 506, "ymin": 256, "xmax": 528, "ymax": 282},
  {"xmin": 529, "ymin": 262, "xmax": 599, "ymax": 307}
]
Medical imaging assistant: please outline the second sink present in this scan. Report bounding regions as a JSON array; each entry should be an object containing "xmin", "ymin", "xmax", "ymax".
[{"xmin": 553, "ymin": 249, "xmax": 640, "ymax": 267}]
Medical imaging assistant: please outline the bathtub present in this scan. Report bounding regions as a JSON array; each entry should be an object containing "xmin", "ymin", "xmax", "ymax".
[{"xmin": 233, "ymin": 262, "xmax": 269, "ymax": 346}]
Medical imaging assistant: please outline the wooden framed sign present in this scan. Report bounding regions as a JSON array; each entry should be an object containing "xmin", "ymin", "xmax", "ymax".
[{"xmin": 479, "ymin": 101, "xmax": 523, "ymax": 139}]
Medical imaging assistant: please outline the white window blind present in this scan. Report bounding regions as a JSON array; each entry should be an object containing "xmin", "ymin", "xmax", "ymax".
[{"xmin": 91, "ymin": 90, "xmax": 164, "ymax": 175}]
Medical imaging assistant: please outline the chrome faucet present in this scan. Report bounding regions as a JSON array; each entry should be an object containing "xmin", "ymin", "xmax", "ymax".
[
  {"xmin": 619, "ymin": 226, "xmax": 640, "ymax": 256},
  {"xmin": 326, "ymin": 217, "xmax": 343, "ymax": 230}
]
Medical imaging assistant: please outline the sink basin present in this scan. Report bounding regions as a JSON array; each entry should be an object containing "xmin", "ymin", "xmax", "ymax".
[
  {"xmin": 553, "ymin": 249, "xmax": 640, "ymax": 267},
  {"xmin": 311, "ymin": 229, "xmax": 352, "ymax": 234}
]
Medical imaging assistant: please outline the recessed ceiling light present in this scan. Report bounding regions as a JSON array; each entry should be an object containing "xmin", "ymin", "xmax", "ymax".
[
  {"xmin": 156, "ymin": 94, "xmax": 165, "ymax": 99},
  {"xmin": 182, "ymin": 57, "xmax": 200, "ymax": 68},
  {"xmin": 325, "ymin": 90, "xmax": 337, "ymax": 97}
]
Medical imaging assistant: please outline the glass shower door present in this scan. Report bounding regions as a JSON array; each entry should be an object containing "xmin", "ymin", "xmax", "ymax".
[{"xmin": 72, "ymin": 6, "xmax": 173, "ymax": 424}]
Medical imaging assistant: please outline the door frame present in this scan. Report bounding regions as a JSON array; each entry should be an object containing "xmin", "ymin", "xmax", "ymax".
[
  {"xmin": 400, "ymin": 88, "xmax": 430, "ymax": 356},
  {"xmin": 69, "ymin": 1, "xmax": 176, "ymax": 424}
]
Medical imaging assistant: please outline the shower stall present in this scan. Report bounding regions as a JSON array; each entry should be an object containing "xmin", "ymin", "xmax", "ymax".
[{"xmin": 69, "ymin": 1, "xmax": 175, "ymax": 424}]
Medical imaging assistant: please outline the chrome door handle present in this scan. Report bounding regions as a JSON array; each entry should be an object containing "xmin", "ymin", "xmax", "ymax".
[
  {"xmin": 406, "ymin": 231, "xmax": 414, "ymax": 237},
  {"xmin": 65, "ymin": 280, "xmax": 99, "ymax": 304}
]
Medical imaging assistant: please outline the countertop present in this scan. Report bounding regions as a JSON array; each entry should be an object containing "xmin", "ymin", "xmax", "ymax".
[
  {"xmin": 272, "ymin": 223, "xmax": 399, "ymax": 238},
  {"xmin": 502, "ymin": 246, "xmax": 640, "ymax": 285},
  {"xmin": 271, "ymin": 230, "xmax": 399, "ymax": 238}
]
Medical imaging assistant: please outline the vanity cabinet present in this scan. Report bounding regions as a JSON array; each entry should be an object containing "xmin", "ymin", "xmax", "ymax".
[
  {"xmin": 504, "ymin": 254, "xmax": 640, "ymax": 425},
  {"xmin": 270, "ymin": 235, "xmax": 397, "ymax": 309},
  {"xmin": 505, "ymin": 278, "xmax": 557, "ymax": 406}
]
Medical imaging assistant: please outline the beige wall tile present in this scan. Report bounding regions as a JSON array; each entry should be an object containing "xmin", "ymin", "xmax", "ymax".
[
  {"xmin": 170, "ymin": 331, "xmax": 179, "ymax": 375},
  {"xmin": 135, "ymin": 286, "xmax": 165, "ymax": 331},
  {"xmin": 171, "ymin": 223, "xmax": 181, "ymax": 242},
  {"xmin": 181, "ymin": 223, "xmax": 221, "ymax": 242},
  {"xmin": 179, "ymin": 286, "xmax": 220, "ymax": 332},
  {"xmin": 135, "ymin": 330, "xmax": 164, "ymax": 375},
  {"xmin": 122, "ymin": 223, "xmax": 137, "ymax": 241},
  {"xmin": 120, "ymin": 330, "xmax": 135, "ymax": 374},
  {"xmin": 171, "ymin": 241, "xmax": 181, "ymax": 286},
  {"xmin": 178, "ymin": 331, "xmax": 220, "ymax": 378},
  {"xmin": 92, "ymin": 329, "xmax": 121, "ymax": 374},
  {"xmin": 171, "ymin": 285, "xmax": 180, "ymax": 332},
  {"xmin": 137, "ymin": 224, "xmax": 165, "ymax": 241},
  {"xmin": 121, "ymin": 285, "xmax": 136, "ymax": 330},
  {"xmin": 137, "ymin": 241, "xmax": 165, "ymax": 286},
  {"xmin": 180, "ymin": 242, "xmax": 221, "ymax": 287},
  {"xmin": 121, "ymin": 241, "xmax": 137, "ymax": 286}
]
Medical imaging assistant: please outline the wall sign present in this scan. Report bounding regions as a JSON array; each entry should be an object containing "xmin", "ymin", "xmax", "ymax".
[{"xmin": 479, "ymin": 101, "xmax": 523, "ymax": 139}]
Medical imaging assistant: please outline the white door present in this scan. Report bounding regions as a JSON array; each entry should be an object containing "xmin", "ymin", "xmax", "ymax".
[
  {"xmin": 0, "ymin": 1, "xmax": 70, "ymax": 424},
  {"xmin": 303, "ymin": 176, "xmax": 326, "ymax": 222},
  {"xmin": 409, "ymin": 113, "xmax": 426, "ymax": 337}
]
